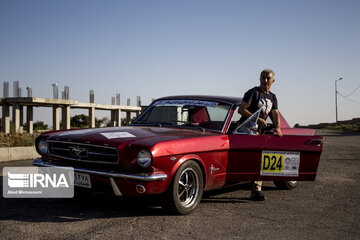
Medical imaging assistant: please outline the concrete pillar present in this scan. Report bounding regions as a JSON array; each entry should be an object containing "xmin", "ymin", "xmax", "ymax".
[
  {"xmin": 61, "ymin": 106, "xmax": 70, "ymax": 130},
  {"xmin": 52, "ymin": 107, "xmax": 60, "ymax": 130},
  {"xmin": 20, "ymin": 106, "xmax": 24, "ymax": 126},
  {"xmin": 116, "ymin": 93, "xmax": 120, "ymax": 105},
  {"xmin": 110, "ymin": 110, "xmax": 116, "ymax": 127},
  {"xmin": 111, "ymin": 109, "xmax": 121, "ymax": 127},
  {"xmin": 12, "ymin": 104, "xmax": 21, "ymax": 133},
  {"xmin": 137, "ymin": 96, "xmax": 141, "ymax": 107},
  {"xmin": 126, "ymin": 112, "xmax": 131, "ymax": 125},
  {"xmin": 137, "ymin": 96, "xmax": 141, "ymax": 117},
  {"xmin": 26, "ymin": 106, "xmax": 34, "ymax": 134},
  {"xmin": 126, "ymin": 99, "xmax": 131, "ymax": 125},
  {"xmin": 2, "ymin": 103, "xmax": 10, "ymax": 134},
  {"xmin": 116, "ymin": 109, "xmax": 121, "ymax": 126},
  {"xmin": 89, "ymin": 107, "xmax": 95, "ymax": 128},
  {"xmin": 3, "ymin": 82, "xmax": 9, "ymax": 98},
  {"xmin": 89, "ymin": 90, "xmax": 94, "ymax": 103}
]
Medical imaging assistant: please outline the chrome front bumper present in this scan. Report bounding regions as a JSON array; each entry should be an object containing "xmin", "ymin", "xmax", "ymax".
[{"xmin": 33, "ymin": 158, "xmax": 168, "ymax": 182}]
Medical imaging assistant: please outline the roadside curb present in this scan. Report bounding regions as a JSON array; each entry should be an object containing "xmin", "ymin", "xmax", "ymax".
[{"xmin": 0, "ymin": 146, "xmax": 40, "ymax": 162}]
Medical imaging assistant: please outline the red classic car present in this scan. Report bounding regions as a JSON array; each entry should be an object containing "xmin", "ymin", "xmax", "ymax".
[{"xmin": 33, "ymin": 95, "xmax": 323, "ymax": 214}]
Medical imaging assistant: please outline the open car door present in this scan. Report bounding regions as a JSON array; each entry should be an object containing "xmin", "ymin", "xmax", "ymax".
[{"xmin": 226, "ymin": 109, "xmax": 323, "ymax": 184}]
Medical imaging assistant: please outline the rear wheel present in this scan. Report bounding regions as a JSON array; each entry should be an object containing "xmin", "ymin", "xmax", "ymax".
[
  {"xmin": 162, "ymin": 160, "xmax": 203, "ymax": 215},
  {"xmin": 274, "ymin": 181, "xmax": 299, "ymax": 190}
]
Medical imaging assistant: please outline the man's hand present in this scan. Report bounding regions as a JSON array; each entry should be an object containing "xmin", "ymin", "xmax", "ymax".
[
  {"xmin": 257, "ymin": 118, "xmax": 267, "ymax": 128},
  {"xmin": 275, "ymin": 127, "xmax": 283, "ymax": 137},
  {"xmin": 272, "ymin": 110, "xmax": 282, "ymax": 137}
]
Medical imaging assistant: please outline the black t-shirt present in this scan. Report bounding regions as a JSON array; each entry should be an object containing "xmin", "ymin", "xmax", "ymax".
[{"xmin": 241, "ymin": 86, "xmax": 278, "ymax": 121}]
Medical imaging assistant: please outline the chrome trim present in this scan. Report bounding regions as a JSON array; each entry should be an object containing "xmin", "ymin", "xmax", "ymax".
[
  {"xmin": 47, "ymin": 140, "xmax": 119, "ymax": 165},
  {"xmin": 33, "ymin": 158, "xmax": 168, "ymax": 182},
  {"xmin": 110, "ymin": 178, "xmax": 123, "ymax": 196},
  {"xmin": 232, "ymin": 108, "xmax": 261, "ymax": 135},
  {"xmin": 132, "ymin": 99, "xmax": 233, "ymax": 134},
  {"xmin": 47, "ymin": 154, "xmax": 118, "ymax": 165},
  {"xmin": 47, "ymin": 140, "xmax": 117, "ymax": 149},
  {"xmin": 221, "ymin": 103, "xmax": 235, "ymax": 134}
]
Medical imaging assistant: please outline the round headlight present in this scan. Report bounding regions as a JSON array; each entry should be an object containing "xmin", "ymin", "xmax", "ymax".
[
  {"xmin": 137, "ymin": 149, "xmax": 152, "ymax": 168},
  {"xmin": 38, "ymin": 139, "xmax": 48, "ymax": 155}
]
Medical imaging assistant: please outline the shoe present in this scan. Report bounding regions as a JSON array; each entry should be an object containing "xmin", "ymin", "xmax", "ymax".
[{"xmin": 250, "ymin": 191, "xmax": 265, "ymax": 201}]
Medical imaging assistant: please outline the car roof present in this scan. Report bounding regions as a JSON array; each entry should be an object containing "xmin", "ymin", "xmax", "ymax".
[{"xmin": 157, "ymin": 95, "xmax": 243, "ymax": 105}]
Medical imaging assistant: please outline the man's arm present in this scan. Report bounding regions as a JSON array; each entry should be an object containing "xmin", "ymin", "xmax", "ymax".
[
  {"xmin": 271, "ymin": 109, "xmax": 283, "ymax": 137},
  {"xmin": 238, "ymin": 102, "xmax": 267, "ymax": 128},
  {"xmin": 238, "ymin": 102, "xmax": 251, "ymax": 118}
]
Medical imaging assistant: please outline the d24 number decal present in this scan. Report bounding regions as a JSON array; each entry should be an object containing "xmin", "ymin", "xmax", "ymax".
[
  {"xmin": 261, "ymin": 151, "xmax": 300, "ymax": 176},
  {"xmin": 261, "ymin": 154, "xmax": 283, "ymax": 172}
]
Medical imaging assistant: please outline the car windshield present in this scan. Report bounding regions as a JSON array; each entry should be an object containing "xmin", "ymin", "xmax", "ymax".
[{"xmin": 132, "ymin": 99, "xmax": 232, "ymax": 132}]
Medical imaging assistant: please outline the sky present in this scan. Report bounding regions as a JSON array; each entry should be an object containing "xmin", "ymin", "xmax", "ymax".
[{"xmin": 0, "ymin": 0, "xmax": 359, "ymax": 127}]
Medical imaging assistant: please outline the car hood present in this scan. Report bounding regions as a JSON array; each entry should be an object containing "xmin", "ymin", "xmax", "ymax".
[{"xmin": 46, "ymin": 126, "xmax": 218, "ymax": 148}]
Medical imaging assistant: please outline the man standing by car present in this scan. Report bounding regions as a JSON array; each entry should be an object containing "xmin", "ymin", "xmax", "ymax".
[{"xmin": 238, "ymin": 69, "xmax": 283, "ymax": 201}]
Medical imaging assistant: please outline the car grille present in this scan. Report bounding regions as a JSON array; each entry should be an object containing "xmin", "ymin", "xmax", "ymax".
[{"xmin": 48, "ymin": 141, "xmax": 119, "ymax": 164}]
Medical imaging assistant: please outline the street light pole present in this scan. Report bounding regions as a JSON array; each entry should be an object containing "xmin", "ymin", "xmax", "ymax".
[{"xmin": 335, "ymin": 77, "xmax": 343, "ymax": 123}]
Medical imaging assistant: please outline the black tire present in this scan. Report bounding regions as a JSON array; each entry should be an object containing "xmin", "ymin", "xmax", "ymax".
[
  {"xmin": 274, "ymin": 181, "xmax": 299, "ymax": 190},
  {"xmin": 162, "ymin": 160, "xmax": 204, "ymax": 215}
]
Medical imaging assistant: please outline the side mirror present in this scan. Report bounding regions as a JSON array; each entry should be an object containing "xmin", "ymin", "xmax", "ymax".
[{"xmin": 249, "ymin": 122, "xmax": 258, "ymax": 135}]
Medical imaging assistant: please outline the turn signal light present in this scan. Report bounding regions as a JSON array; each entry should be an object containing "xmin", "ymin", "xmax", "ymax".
[{"xmin": 136, "ymin": 184, "xmax": 146, "ymax": 194}]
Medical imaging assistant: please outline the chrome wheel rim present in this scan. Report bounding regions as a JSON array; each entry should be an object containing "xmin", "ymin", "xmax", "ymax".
[
  {"xmin": 178, "ymin": 168, "xmax": 199, "ymax": 208},
  {"xmin": 289, "ymin": 181, "xmax": 297, "ymax": 185}
]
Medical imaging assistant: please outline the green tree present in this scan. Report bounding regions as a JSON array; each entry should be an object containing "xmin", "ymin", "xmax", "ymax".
[
  {"xmin": 121, "ymin": 116, "xmax": 137, "ymax": 126},
  {"xmin": 70, "ymin": 114, "xmax": 106, "ymax": 128},
  {"xmin": 71, "ymin": 114, "xmax": 89, "ymax": 128},
  {"xmin": 33, "ymin": 121, "xmax": 49, "ymax": 130}
]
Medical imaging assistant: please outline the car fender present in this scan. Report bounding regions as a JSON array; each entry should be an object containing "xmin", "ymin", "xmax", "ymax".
[{"xmin": 166, "ymin": 154, "xmax": 207, "ymax": 190}]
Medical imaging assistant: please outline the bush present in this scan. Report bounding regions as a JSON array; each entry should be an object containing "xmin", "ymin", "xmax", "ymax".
[
  {"xmin": 0, "ymin": 133, "xmax": 41, "ymax": 148},
  {"xmin": 325, "ymin": 124, "xmax": 360, "ymax": 132},
  {"xmin": 70, "ymin": 114, "xmax": 106, "ymax": 128},
  {"xmin": 34, "ymin": 121, "xmax": 49, "ymax": 130}
]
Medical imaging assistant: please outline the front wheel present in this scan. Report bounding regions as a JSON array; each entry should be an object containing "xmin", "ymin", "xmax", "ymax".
[
  {"xmin": 274, "ymin": 181, "xmax": 299, "ymax": 190},
  {"xmin": 162, "ymin": 160, "xmax": 204, "ymax": 215}
]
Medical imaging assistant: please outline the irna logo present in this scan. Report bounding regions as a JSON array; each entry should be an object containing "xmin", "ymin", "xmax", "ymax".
[
  {"xmin": 7, "ymin": 172, "xmax": 69, "ymax": 188},
  {"xmin": 3, "ymin": 167, "xmax": 74, "ymax": 198}
]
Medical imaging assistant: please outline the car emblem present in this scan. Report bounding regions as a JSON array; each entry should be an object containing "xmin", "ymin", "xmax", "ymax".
[
  {"xmin": 210, "ymin": 164, "xmax": 220, "ymax": 174},
  {"xmin": 69, "ymin": 146, "xmax": 88, "ymax": 157}
]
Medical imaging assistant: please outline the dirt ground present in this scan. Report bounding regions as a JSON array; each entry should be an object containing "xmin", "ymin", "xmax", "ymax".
[{"xmin": 0, "ymin": 129, "xmax": 359, "ymax": 240}]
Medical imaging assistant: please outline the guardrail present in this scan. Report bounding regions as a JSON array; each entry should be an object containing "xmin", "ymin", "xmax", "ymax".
[{"xmin": 0, "ymin": 146, "xmax": 40, "ymax": 162}]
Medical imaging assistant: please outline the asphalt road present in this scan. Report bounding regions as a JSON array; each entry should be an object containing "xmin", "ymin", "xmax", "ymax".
[{"xmin": 0, "ymin": 129, "xmax": 359, "ymax": 240}]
